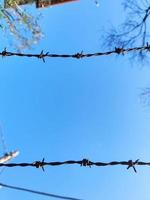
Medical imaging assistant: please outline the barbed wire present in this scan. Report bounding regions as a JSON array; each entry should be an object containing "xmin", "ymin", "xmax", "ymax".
[
  {"xmin": 0, "ymin": 158, "xmax": 150, "ymax": 173},
  {"xmin": 0, "ymin": 182, "xmax": 82, "ymax": 200},
  {"xmin": 1, "ymin": 45, "xmax": 150, "ymax": 61}
]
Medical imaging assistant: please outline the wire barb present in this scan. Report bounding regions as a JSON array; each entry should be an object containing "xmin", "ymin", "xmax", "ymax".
[
  {"xmin": 80, "ymin": 159, "xmax": 92, "ymax": 168},
  {"xmin": 145, "ymin": 42, "xmax": 150, "ymax": 51},
  {"xmin": 1, "ymin": 48, "xmax": 9, "ymax": 58},
  {"xmin": 127, "ymin": 159, "xmax": 139, "ymax": 173},
  {"xmin": 38, "ymin": 50, "xmax": 46, "ymax": 62},
  {"xmin": 33, "ymin": 158, "xmax": 45, "ymax": 171},
  {"xmin": 115, "ymin": 47, "xmax": 124, "ymax": 55},
  {"xmin": 74, "ymin": 51, "xmax": 84, "ymax": 59}
]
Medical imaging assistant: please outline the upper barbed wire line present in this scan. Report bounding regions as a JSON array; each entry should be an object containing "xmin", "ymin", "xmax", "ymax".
[
  {"xmin": 0, "ymin": 158, "xmax": 150, "ymax": 173},
  {"xmin": 1, "ymin": 45, "xmax": 150, "ymax": 61}
]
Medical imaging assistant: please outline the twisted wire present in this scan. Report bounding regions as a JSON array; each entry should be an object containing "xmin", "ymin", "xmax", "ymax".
[
  {"xmin": 0, "ymin": 45, "xmax": 150, "ymax": 61},
  {"xmin": 0, "ymin": 158, "xmax": 149, "ymax": 173}
]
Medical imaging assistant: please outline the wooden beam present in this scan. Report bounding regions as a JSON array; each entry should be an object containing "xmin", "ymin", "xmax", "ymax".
[{"xmin": 36, "ymin": 0, "xmax": 79, "ymax": 8}]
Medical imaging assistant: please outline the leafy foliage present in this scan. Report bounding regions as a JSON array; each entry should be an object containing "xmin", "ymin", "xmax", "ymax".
[{"xmin": 0, "ymin": 0, "xmax": 43, "ymax": 51}]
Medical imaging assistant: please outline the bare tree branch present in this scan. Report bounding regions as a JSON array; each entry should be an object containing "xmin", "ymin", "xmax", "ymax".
[
  {"xmin": 0, "ymin": 1, "xmax": 43, "ymax": 51},
  {"xmin": 103, "ymin": 0, "xmax": 150, "ymax": 61}
]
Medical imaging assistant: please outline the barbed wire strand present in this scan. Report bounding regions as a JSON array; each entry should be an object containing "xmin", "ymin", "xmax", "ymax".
[
  {"xmin": 1, "ymin": 45, "xmax": 150, "ymax": 61},
  {"xmin": 0, "ymin": 182, "xmax": 82, "ymax": 200},
  {"xmin": 0, "ymin": 158, "xmax": 149, "ymax": 173}
]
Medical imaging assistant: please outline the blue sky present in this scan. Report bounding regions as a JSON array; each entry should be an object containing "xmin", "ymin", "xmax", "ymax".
[{"xmin": 1, "ymin": 0, "xmax": 150, "ymax": 200}]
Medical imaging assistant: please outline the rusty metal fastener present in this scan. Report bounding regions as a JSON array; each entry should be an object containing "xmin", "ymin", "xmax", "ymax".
[
  {"xmin": 115, "ymin": 47, "xmax": 124, "ymax": 55},
  {"xmin": 80, "ymin": 159, "xmax": 92, "ymax": 167},
  {"xmin": 74, "ymin": 51, "xmax": 84, "ymax": 59},
  {"xmin": 33, "ymin": 158, "xmax": 45, "ymax": 171},
  {"xmin": 127, "ymin": 159, "xmax": 139, "ymax": 173}
]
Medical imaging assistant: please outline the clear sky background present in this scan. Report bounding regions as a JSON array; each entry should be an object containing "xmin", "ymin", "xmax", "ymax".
[{"xmin": 1, "ymin": 0, "xmax": 150, "ymax": 200}]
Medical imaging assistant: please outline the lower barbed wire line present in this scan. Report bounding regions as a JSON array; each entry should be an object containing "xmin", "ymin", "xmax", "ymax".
[
  {"xmin": 0, "ymin": 45, "xmax": 150, "ymax": 61},
  {"xmin": 0, "ymin": 182, "xmax": 82, "ymax": 200},
  {"xmin": 0, "ymin": 159, "xmax": 150, "ymax": 172}
]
